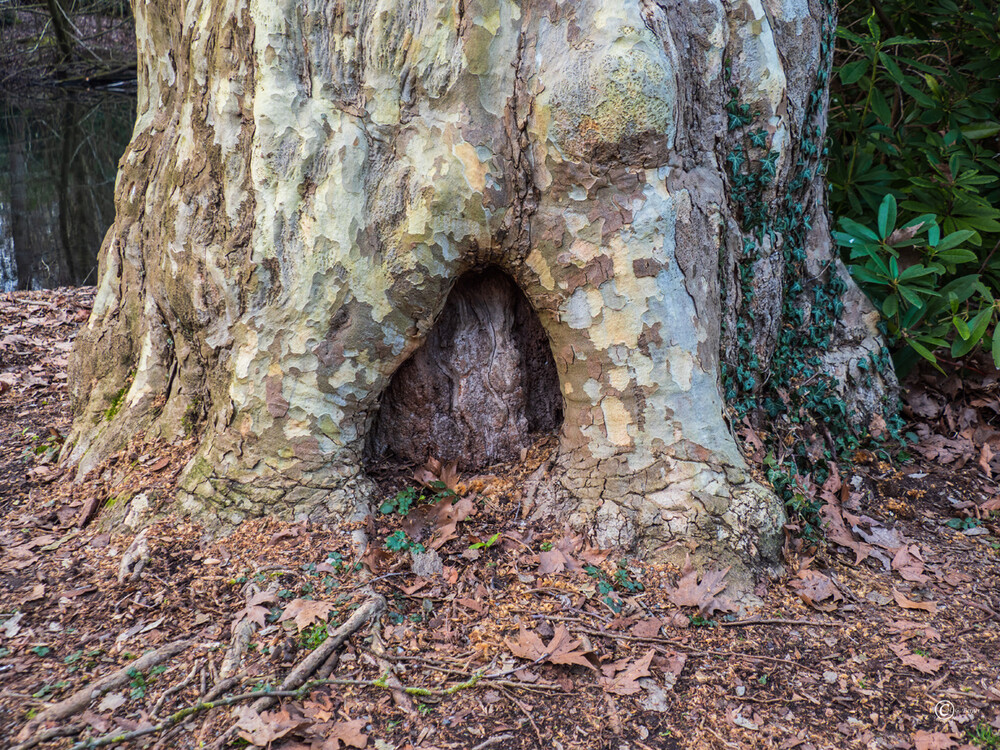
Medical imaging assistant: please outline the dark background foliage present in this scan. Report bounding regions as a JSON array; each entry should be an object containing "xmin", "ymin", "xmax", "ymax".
[{"xmin": 829, "ymin": 0, "xmax": 1000, "ymax": 375}]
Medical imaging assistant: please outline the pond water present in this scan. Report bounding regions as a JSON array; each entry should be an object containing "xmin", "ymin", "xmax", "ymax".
[{"xmin": 0, "ymin": 89, "xmax": 135, "ymax": 291}]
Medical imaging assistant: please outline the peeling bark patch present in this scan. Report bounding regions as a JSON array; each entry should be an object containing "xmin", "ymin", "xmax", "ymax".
[{"xmin": 367, "ymin": 268, "xmax": 562, "ymax": 471}]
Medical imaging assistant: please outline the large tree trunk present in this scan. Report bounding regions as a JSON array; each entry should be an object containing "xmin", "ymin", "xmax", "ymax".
[{"xmin": 66, "ymin": 0, "xmax": 896, "ymax": 579}]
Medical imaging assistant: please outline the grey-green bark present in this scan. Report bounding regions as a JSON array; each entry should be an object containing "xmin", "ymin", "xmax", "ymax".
[{"xmin": 66, "ymin": 0, "xmax": 895, "ymax": 580}]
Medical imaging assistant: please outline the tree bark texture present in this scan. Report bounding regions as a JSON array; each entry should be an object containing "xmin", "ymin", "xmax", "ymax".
[{"xmin": 67, "ymin": 0, "xmax": 896, "ymax": 576}]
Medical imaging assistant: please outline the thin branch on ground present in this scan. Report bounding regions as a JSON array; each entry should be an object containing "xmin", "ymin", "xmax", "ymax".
[{"xmin": 13, "ymin": 639, "xmax": 192, "ymax": 750}]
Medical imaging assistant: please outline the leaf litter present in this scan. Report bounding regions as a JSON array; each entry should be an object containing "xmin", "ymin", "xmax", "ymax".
[{"xmin": 0, "ymin": 288, "xmax": 998, "ymax": 750}]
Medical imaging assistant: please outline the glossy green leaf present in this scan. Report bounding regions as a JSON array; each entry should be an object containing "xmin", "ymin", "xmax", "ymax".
[{"xmin": 877, "ymin": 195, "xmax": 897, "ymax": 239}]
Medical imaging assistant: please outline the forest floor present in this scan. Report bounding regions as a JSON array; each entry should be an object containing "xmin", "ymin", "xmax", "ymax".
[{"xmin": 1, "ymin": 287, "xmax": 999, "ymax": 750}]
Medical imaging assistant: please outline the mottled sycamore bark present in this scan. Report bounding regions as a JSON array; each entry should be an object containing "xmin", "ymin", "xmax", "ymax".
[{"xmin": 67, "ymin": 0, "xmax": 893, "ymax": 578}]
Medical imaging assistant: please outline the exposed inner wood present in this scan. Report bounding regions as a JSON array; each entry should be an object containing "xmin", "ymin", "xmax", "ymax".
[{"xmin": 368, "ymin": 268, "xmax": 562, "ymax": 471}]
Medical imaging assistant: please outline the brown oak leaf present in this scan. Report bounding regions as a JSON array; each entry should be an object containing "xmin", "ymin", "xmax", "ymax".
[
  {"xmin": 507, "ymin": 624, "xmax": 597, "ymax": 671},
  {"xmin": 889, "ymin": 643, "xmax": 944, "ymax": 675},
  {"xmin": 320, "ymin": 718, "xmax": 369, "ymax": 749},
  {"xmin": 891, "ymin": 545, "xmax": 930, "ymax": 584},
  {"xmin": 537, "ymin": 549, "xmax": 569, "ymax": 575},
  {"xmin": 912, "ymin": 730, "xmax": 957, "ymax": 750},
  {"xmin": 892, "ymin": 588, "xmax": 937, "ymax": 614},
  {"xmin": 789, "ymin": 569, "xmax": 843, "ymax": 612},
  {"xmin": 231, "ymin": 590, "xmax": 276, "ymax": 631},
  {"xmin": 599, "ymin": 649, "xmax": 655, "ymax": 696},
  {"xmin": 630, "ymin": 618, "xmax": 664, "ymax": 638},
  {"xmin": 235, "ymin": 707, "xmax": 306, "ymax": 747},
  {"xmin": 279, "ymin": 599, "xmax": 337, "ymax": 632},
  {"xmin": 668, "ymin": 557, "xmax": 734, "ymax": 615}
]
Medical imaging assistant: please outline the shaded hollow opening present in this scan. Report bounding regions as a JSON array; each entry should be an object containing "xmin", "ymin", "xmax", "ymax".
[{"xmin": 367, "ymin": 267, "xmax": 563, "ymax": 471}]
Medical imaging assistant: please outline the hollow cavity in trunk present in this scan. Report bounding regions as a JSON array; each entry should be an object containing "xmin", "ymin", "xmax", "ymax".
[{"xmin": 368, "ymin": 268, "xmax": 562, "ymax": 471}]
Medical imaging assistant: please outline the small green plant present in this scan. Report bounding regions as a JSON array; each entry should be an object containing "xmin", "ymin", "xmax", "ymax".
[
  {"xmin": 688, "ymin": 614, "xmax": 718, "ymax": 628},
  {"xmin": 584, "ymin": 565, "xmax": 626, "ymax": 613},
  {"xmin": 384, "ymin": 530, "xmax": 425, "ymax": 554},
  {"xmin": 324, "ymin": 551, "xmax": 345, "ymax": 572},
  {"xmin": 968, "ymin": 723, "xmax": 1000, "ymax": 749},
  {"xmin": 381, "ymin": 481, "xmax": 458, "ymax": 517},
  {"xmin": 613, "ymin": 561, "xmax": 644, "ymax": 593},
  {"xmin": 300, "ymin": 624, "xmax": 329, "ymax": 650},
  {"xmin": 30, "ymin": 646, "xmax": 51, "ymax": 657},
  {"xmin": 380, "ymin": 487, "xmax": 420, "ymax": 516},
  {"xmin": 468, "ymin": 532, "xmax": 501, "ymax": 550},
  {"xmin": 128, "ymin": 667, "xmax": 149, "ymax": 700},
  {"xmin": 31, "ymin": 680, "xmax": 70, "ymax": 699},
  {"xmin": 946, "ymin": 517, "xmax": 982, "ymax": 531},
  {"xmin": 539, "ymin": 542, "xmax": 553, "ymax": 552}
]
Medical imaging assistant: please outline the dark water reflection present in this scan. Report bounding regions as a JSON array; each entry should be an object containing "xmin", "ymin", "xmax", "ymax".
[{"xmin": 0, "ymin": 90, "xmax": 135, "ymax": 290}]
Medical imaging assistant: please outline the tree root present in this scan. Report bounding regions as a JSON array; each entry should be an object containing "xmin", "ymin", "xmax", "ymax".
[
  {"xmin": 69, "ymin": 670, "xmax": 551, "ymax": 750},
  {"xmin": 369, "ymin": 618, "xmax": 415, "ymax": 714},
  {"xmin": 69, "ymin": 686, "xmax": 336, "ymax": 750},
  {"xmin": 150, "ymin": 660, "xmax": 201, "ymax": 719},
  {"xmin": 13, "ymin": 638, "xmax": 191, "ymax": 749},
  {"xmin": 117, "ymin": 528, "xmax": 150, "ymax": 582},
  {"xmin": 249, "ymin": 593, "xmax": 386, "ymax": 713}
]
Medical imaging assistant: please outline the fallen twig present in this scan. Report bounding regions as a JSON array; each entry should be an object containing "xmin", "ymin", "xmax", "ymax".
[
  {"xmin": 13, "ymin": 639, "xmax": 191, "ymax": 749},
  {"xmin": 150, "ymin": 660, "xmax": 201, "ymax": 719},
  {"xmin": 70, "ymin": 687, "xmax": 330, "ymax": 750},
  {"xmin": 10, "ymin": 723, "xmax": 84, "ymax": 750},
  {"xmin": 718, "ymin": 618, "xmax": 841, "ymax": 628}
]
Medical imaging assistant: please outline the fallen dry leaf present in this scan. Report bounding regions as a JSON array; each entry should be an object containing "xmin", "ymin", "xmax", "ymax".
[
  {"xmin": 414, "ymin": 456, "xmax": 461, "ymax": 492},
  {"xmin": 668, "ymin": 557, "xmax": 734, "ymax": 615},
  {"xmin": 507, "ymin": 624, "xmax": 597, "ymax": 671},
  {"xmin": 789, "ymin": 569, "xmax": 843, "ymax": 612},
  {"xmin": 97, "ymin": 692, "xmax": 126, "ymax": 712},
  {"xmin": 599, "ymin": 649, "xmax": 655, "ymax": 696},
  {"xmin": 893, "ymin": 588, "xmax": 937, "ymax": 614},
  {"xmin": 320, "ymin": 718, "xmax": 368, "ymax": 749},
  {"xmin": 426, "ymin": 494, "xmax": 475, "ymax": 550},
  {"xmin": 892, "ymin": 545, "xmax": 930, "ymax": 584},
  {"xmin": 630, "ymin": 618, "xmax": 663, "ymax": 638},
  {"xmin": 913, "ymin": 730, "xmax": 957, "ymax": 750},
  {"xmin": 537, "ymin": 549, "xmax": 569, "ymax": 575},
  {"xmin": 889, "ymin": 642, "xmax": 944, "ymax": 674},
  {"xmin": 148, "ymin": 456, "xmax": 171, "ymax": 472},
  {"xmin": 980, "ymin": 443, "xmax": 994, "ymax": 477},
  {"xmin": 235, "ymin": 707, "xmax": 307, "ymax": 747},
  {"xmin": 231, "ymin": 590, "xmax": 277, "ymax": 631},
  {"xmin": 279, "ymin": 599, "xmax": 337, "ymax": 632}
]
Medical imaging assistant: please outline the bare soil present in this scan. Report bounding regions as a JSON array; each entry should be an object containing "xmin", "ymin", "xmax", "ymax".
[{"xmin": 1, "ymin": 288, "xmax": 998, "ymax": 750}]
